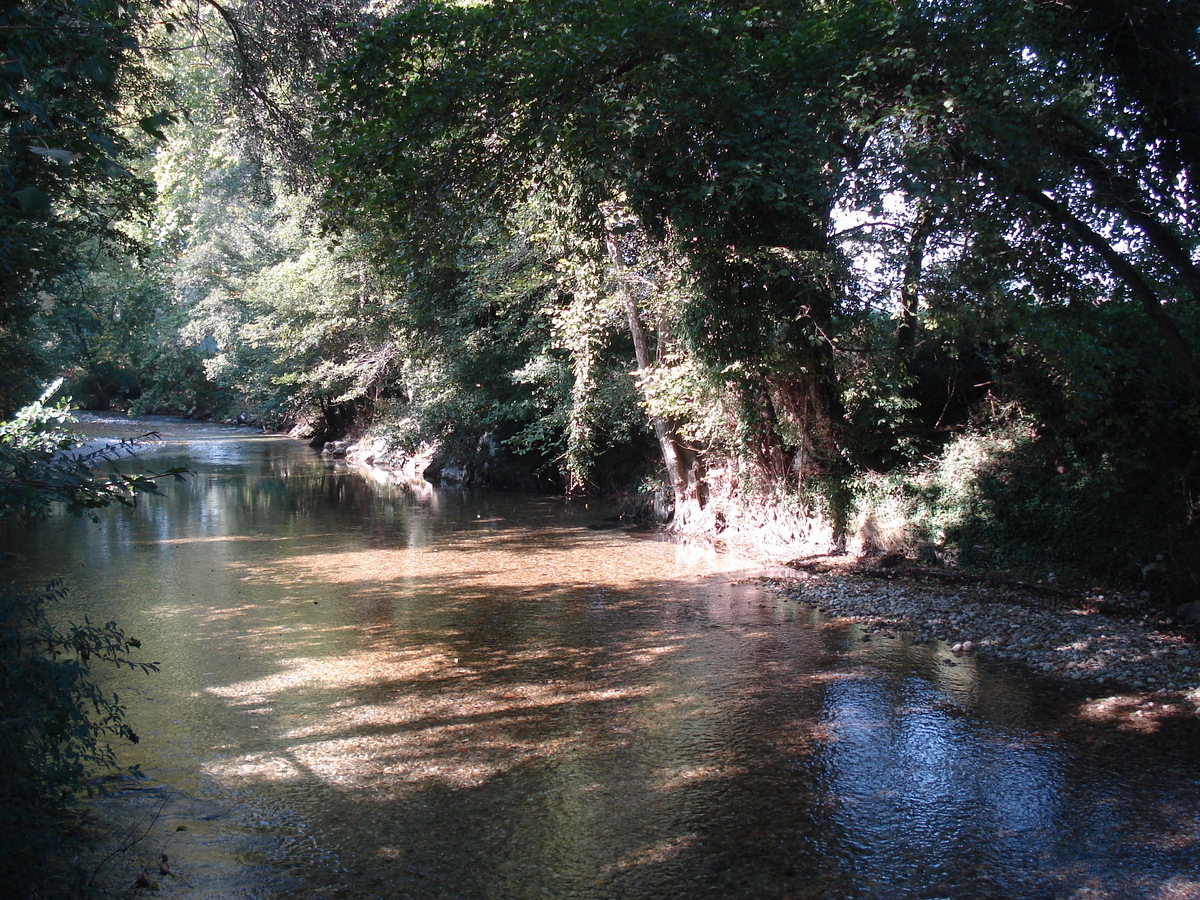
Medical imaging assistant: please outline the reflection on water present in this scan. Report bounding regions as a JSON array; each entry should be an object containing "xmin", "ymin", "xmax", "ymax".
[{"xmin": 7, "ymin": 421, "xmax": 1200, "ymax": 898}]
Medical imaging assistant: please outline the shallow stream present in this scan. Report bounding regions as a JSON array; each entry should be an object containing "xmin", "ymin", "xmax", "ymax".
[{"xmin": 9, "ymin": 419, "xmax": 1200, "ymax": 898}]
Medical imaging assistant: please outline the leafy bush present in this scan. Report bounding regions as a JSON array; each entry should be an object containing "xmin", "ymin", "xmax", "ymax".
[
  {"xmin": 0, "ymin": 385, "xmax": 176, "ymax": 894},
  {"xmin": 0, "ymin": 581, "xmax": 157, "ymax": 893},
  {"xmin": 843, "ymin": 399, "xmax": 1197, "ymax": 587}
]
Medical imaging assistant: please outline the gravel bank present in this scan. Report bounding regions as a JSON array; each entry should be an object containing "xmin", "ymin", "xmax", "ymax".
[{"xmin": 779, "ymin": 565, "xmax": 1200, "ymax": 711}]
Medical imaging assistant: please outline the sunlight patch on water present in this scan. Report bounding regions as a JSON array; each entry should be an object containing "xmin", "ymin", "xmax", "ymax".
[
  {"xmin": 227, "ymin": 542, "xmax": 714, "ymax": 595},
  {"xmin": 12, "ymin": 421, "xmax": 1200, "ymax": 900},
  {"xmin": 651, "ymin": 763, "xmax": 748, "ymax": 792},
  {"xmin": 604, "ymin": 833, "xmax": 700, "ymax": 874},
  {"xmin": 1157, "ymin": 880, "xmax": 1200, "ymax": 899},
  {"xmin": 206, "ymin": 646, "xmax": 452, "ymax": 706},
  {"xmin": 201, "ymin": 639, "xmax": 664, "ymax": 796}
]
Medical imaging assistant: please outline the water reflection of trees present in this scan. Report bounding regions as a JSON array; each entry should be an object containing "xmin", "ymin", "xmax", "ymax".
[{"xmin": 12, "ymin": 436, "xmax": 1200, "ymax": 898}]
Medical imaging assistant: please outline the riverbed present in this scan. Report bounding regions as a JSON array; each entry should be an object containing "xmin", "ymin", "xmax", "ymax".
[{"xmin": 11, "ymin": 417, "xmax": 1200, "ymax": 898}]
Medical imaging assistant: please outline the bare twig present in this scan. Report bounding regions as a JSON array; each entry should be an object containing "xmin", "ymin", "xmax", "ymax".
[{"xmin": 87, "ymin": 794, "xmax": 169, "ymax": 888}]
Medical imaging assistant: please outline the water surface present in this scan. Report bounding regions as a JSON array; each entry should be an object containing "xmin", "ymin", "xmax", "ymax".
[{"xmin": 9, "ymin": 419, "xmax": 1200, "ymax": 898}]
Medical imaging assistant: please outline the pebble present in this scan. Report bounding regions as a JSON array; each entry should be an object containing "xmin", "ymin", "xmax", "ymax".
[{"xmin": 781, "ymin": 574, "xmax": 1200, "ymax": 699}]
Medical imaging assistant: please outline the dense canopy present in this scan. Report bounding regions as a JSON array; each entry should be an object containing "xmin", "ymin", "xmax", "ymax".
[
  {"xmin": 6, "ymin": 3, "xmax": 1200, "ymax": 892},
  {"xmin": 3, "ymin": 0, "xmax": 1198, "ymax": 581}
]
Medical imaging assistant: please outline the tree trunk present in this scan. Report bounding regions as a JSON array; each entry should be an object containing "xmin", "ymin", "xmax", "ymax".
[
  {"xmin": 897, "ymin": 201, "xmax": 935, "ymax": 353},
  {"xmin": 604, "ymin": 229, "xmax": 704, "ymax": 527}
]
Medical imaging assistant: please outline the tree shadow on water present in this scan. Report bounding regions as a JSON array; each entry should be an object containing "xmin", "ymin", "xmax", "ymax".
[{"xmin": 182, "ymin": 569, "xmax": 1200, "ymax": 900}]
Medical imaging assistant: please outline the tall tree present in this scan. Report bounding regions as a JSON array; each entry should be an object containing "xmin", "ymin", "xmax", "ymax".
[
  {"xmin": 319, "ymin": 0, "xmax": 897, "ymax": 519},
  {"xmin": 170, "ymin": 0, "xmax": 370, "ymax": 180},
  {"xmin": 854, "ymin": 0, "xmax": 1200, "ymax": 401},
  {"xmin": 0, "ymin": 0, "xmax": 171, "ymax": 413}
]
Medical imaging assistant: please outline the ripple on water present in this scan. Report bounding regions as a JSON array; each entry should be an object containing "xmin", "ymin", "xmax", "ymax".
[{"xmin": 12, "ymin": 419, "xmax": 1200, "ymax": 899}]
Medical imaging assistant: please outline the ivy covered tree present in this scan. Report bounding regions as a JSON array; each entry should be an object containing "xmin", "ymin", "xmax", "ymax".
[{"xmin": 318, "ymin": 0, "xmax": 903, "ymax": 521}]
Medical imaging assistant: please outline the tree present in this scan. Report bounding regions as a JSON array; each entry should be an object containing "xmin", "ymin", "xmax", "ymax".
[
  {"xmin": 1, "ymin": 0, "xmax": 173, "ymax": 414},
  {"xmin": 170, "ymin": 0, "xmax": 373, "ymax": 180},
  {"xmin": 318, "ymin": 0, "xmax": 901, "ymax": 521},
  {"xmin": 849, "ymin": 0, "xmax": 1200, "ymax": 402}
]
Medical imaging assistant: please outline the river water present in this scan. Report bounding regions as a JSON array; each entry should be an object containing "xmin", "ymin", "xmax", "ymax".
[{"xmin": 8, "ymin": 419, "xmax": 1200, "ymax": 898}]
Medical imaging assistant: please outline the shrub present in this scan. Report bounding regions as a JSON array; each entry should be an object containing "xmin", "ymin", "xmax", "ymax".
[
  {"xmin": 0, "ymin": 581, "xmax": 157, "ymax": 894},
  {"xmin": 0, "ymin": 384, "xmax": 175, "ymax": 894}
]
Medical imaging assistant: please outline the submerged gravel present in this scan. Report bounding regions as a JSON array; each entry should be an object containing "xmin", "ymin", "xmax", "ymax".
[{"xmin": 779, "ymin": 566, "xmax": 1200, "ymax": 709}]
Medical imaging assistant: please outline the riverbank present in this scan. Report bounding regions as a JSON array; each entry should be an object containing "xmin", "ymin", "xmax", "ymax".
[
  {"xmin": 770, "ymin": 556, "xmax": 1200, "ymax": 724},
  {"xmin": 338, "ymin": 437, "xmax": 1200, "ymax": 720}
]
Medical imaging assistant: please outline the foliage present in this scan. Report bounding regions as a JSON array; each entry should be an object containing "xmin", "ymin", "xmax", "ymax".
[
  {"xmin": 0, "ymin": 579, "xmax": 157, "ymax": 894},
  {"xmin": 167, "ymin": 0, "xmax": 374, "ymax": 180},
  {"xmin": 0, "ymin": 382, "xmax": 185, "ymax": 522},
  {"xmin": 368, "ymin": 217, "xmax": 654, "ymax": 487},
  {"xmin": 4, "ymin": 0, "xmax": 1199, "ymax": 585},
  {"xmin": 0, "ymin": 0, "xmax": 174, "ymax": 415},
  {"xmin": 317, "ymin": 0, "xmax": 884, "ymax": 473},
  {"xmin": 0, "ymin": 0, "xmax": 369, "ymax": 420},
  {"xmin": 0, "ymin": 387, "xmax": 178, "ymax": 895},
  {"xmin": 852, "ymin": 411, "xmax": 1133, "ymax": 580}
]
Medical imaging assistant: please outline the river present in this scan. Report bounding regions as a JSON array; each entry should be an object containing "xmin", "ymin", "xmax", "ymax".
[{"xmin": 8, "ymin": 418, "xmax": 1200, "ymax": 898}]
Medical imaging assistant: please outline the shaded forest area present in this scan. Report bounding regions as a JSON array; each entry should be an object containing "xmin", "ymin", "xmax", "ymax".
[{"xmin": 5, "ymin": 0, "xmax": 1200, "ymax": 597}]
